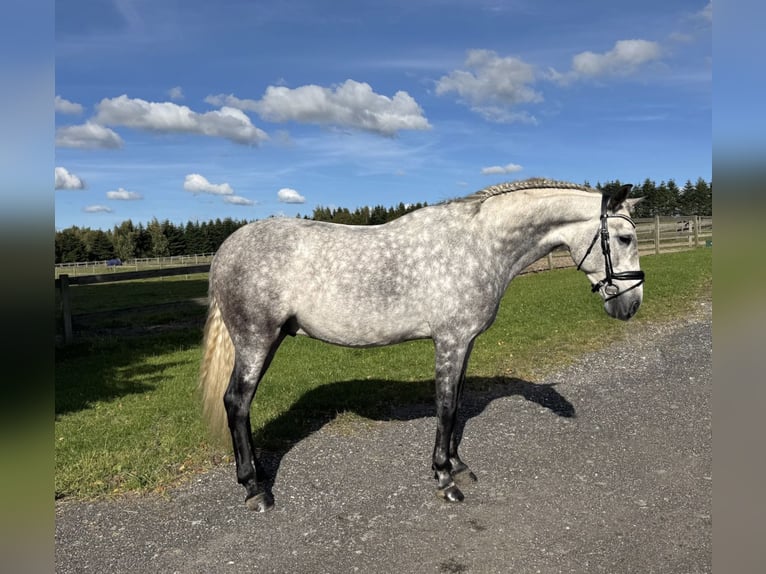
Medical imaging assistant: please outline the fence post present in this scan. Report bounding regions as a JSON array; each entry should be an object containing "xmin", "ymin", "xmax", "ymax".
[
  {"xmin": 60, "ymin": 274, "xmax": 73, "ymax": 344},
  {"xmin": 693, "ymin": 215, "xmax": 700, "ymax": 248},
  {"xmin": 547, "ymin": 252, "xmax": 553, "ymax": 270},
  {"xmin": 654, "ymin": 215, "xmax": 661, "ymax": 255}
]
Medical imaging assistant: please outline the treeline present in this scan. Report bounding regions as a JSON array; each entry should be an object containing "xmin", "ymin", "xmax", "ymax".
[
  {"xmin": 596, "ymin": 177, "xmax": 712, "ymax": 218},
  {"xmin": 55, "ymin": 217, "xmax": 250, "ymax": 264},
  {"xmin": 311, "ymin": 201, "xmax": 428, "ymax": 225},
  {"xmin": 54, "ymin": 202, "xmax": 430, "ymax": 264},
  {"xmin": 54, "ymin": 178, "xmax": 711, "ymax": 264}
]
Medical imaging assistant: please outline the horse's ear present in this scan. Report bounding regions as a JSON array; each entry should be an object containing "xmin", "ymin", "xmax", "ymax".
[{"xmin": 607, "ymin": 184, "xmax": 633, "ymax": 212}]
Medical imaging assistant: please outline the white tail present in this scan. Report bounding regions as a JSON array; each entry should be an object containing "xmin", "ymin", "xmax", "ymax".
[{"xmin": 198, "ymin": 294, "xmax": 235, "ymax": 443}]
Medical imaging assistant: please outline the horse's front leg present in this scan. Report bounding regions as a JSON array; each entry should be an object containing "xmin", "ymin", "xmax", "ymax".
[
  {"xmin": 432, "ymin": 337, "xmax": 475, "ymax": 502},
  {"xmin": 449, "ymin": 340, "xmax": 478, "ymax": 486}
]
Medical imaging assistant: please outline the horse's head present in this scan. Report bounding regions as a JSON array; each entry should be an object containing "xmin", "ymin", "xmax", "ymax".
[{"xmin": 572, "ymin": 184, "xmax": 644, "ymax": 321}]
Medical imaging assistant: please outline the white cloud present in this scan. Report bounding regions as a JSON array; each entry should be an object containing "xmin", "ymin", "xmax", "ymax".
[
  {"xmin": 83, "ymin": 205, "xmax": 113, "ymax": 213},
  {"xmin": 668, "ymin": 31, "xmax": 694, "ymax": 44},
  {"xmin": 54, "ymin": 166, "xmax": 86, "ymax": 190},
  {"xmin": 168, "ymin": 86, "xmax": 184, "ymax": 100},
  {"xmin": 436, "ymin": 50, "xmax": 542, "ymax": 122},
  {"xmin": 183, "ymin": 173, "xmax": 234, "ymax": 195},
  {"xmin": 55, "ymin": 122, "xmax": 124, "ymax": 149},
  {"xmin": 481, "ymin": 163, "xmax": 523, "ymax": 175},
  {"xmin": 94, "ymin": 95, "xmax": 268, "ymax": 145},
  {"xmin": 699, "ymin": 1, "xmax": 712, "ymax": 22},
  {"xmin": 183, "ymin": 174, "xmax": 253, "ymax": 205},
  {"xmin": 223, "ymin": 195, "xmax": 255, "ymax": 206},
  {"xmin": 573, "ymin": 40, "xmax": 661, "ymax": 76},
  {"xmin": 277, "ymin": 187, "xmax": 306, "ymax": 204},
  {"xmin": 55, "ymin": 95, "xmax": 84, "ymax": 115},
  {"xmin": 106, "ymin": 187, "xmax": 143, "ymax": 200},
  {"xmin": 551, "ymin": 39, "xmax": 662, "ymax": 84},
  {"xmin": 205, "ymin": 93, "xmax": 258, "ymax": 111},
  {"xmin": 473, "ymin": 107, "xmax": 538, "ymax": 125},
  {"xmin": 206, "ymin": 79, "xmax": 431, "ymax": 136}
]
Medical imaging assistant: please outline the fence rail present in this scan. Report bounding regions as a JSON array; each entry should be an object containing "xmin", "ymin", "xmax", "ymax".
[
  {"xmin": 518, "ymin": 215, "xmax": 712, "ymax": 273},
  {"xmin": 54, "ymin": 264, "xmax": 211, "ymax": 287},
  {"xmin": 54, "ymin": 253, "xmax": 216, "ymax": 278},
  {"xmin": 55, "ymin": 215, "xmax": 712, "ymax": 343}
]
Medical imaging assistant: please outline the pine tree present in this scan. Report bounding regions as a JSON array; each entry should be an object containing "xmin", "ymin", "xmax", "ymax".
[
  {"xmin": 679, "ymin": 180, "xmax": 696, "ymax": 216},
  {"xmin": 112, "ymin": 220, "xmax": 137, "ymax": 261},
  {"xmin": 632, "ymin": 179, "xmax": 655, "ymax": 218},
  {"xmin": 184, "ymin": 221, "xmax": 204, "ymax": 254},
  {"xmin": 665, "ymin": 179, "xmax": 681, "ymax": 216},
  {"xmin": 147, "ymin": 218, "xmax": 169, "ymax": 257},
  {"xmin": 695, "ymin": 178, "xmax": 712, "ymax": 216},
  {"xmin": 134, "ymin": 223, "xmax": 153, "ymax": 258},
  {"xmin": 56, "ymin": 227, "xmax": 87, "ymax": 263},
  {"xmin": 89, "ymin": 229, "xmax": 115, "ymax": 261},
  {"xmin": 161, "ymin": 220, "xmax": 186, "ymax": 256}
]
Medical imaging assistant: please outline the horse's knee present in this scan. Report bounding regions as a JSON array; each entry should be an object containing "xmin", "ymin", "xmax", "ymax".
[{"xmin": 432, "ymin": 449, "xmax": 451, "ymax": 470}]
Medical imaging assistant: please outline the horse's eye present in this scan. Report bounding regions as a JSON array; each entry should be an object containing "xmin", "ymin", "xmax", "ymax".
[{"xmin": 618, "ymin": 235, "xmax": 632, "ymax": 246}]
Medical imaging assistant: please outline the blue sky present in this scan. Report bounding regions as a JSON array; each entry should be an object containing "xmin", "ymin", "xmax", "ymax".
[{"xmin": 54, "ymin": 0, "xmax": 712, "ymax": 230}]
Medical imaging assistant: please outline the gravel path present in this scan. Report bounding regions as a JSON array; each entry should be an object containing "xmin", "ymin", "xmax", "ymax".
[{"xmin": 56, "ymin": 300, "xmax": 711, "ymax": 573}]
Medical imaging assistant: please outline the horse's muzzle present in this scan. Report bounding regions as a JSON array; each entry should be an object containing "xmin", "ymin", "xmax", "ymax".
[{"xmin": 603, "ymin": 285, "xmax": 643, "ymax": 321}]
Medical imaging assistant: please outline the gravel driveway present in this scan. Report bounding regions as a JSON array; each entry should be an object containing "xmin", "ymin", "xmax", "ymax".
[{"xmin": 56, "ymin": 299, "xmax": 711, "ymax": 573}]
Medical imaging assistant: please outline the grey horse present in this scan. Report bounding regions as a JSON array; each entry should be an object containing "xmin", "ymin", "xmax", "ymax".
[{"xmin": 199, "ymin": 178, "xmax": 644, "ymax": 511}]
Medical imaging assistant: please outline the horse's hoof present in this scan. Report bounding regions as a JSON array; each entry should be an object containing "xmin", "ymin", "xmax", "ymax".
[
  {"xmin": 436, "ymin": 484, "xmax": 464, "ymax": 502},
  {"xmin": 452, "ymin": 468, "xmax": 477, "ymax": 485},
  {"xmin": 245, "ymin": 492, "xmax": 274, "ymax": 512}
]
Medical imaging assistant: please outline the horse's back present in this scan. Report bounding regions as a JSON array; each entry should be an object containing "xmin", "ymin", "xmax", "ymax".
[{"xmin": 210, "ymin": 217, "xmax": 435, "ymax": 346}]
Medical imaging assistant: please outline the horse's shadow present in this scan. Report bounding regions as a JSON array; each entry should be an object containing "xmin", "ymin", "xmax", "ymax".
[{"xmin": 251, "ymin": 376, "xmax": 575, "ymax": 494}]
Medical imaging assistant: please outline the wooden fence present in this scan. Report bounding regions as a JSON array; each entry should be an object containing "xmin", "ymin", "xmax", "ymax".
[
  {"xmin": 55, "ymin": 215, "xmax": 712, "ymax": 344},
  {"xmin": 540, "ymin": 214, "xmax": 712, "ymax": 270},
  {"xmin": 54, "ymin": 253, "xmax": 216, "ymax": 279},
  {"xmin": 55, "ymin": 264, "xmax": 211, "ymax": 344}
]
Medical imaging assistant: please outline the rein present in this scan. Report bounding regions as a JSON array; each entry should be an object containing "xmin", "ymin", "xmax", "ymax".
[{"xmin": 576, "ymin": 193, "xmax": 645, "ymax": 302}]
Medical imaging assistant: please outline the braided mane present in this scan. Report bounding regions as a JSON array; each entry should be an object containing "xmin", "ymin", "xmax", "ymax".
[{"xmin": 458, "ymin": 178, "xmax": 596, "ymax": 204}]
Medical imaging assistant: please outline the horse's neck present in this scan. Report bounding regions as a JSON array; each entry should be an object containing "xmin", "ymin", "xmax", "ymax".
[{"xmin": 476, "ymin": 191, "xmax": 597, "ymax": 280}]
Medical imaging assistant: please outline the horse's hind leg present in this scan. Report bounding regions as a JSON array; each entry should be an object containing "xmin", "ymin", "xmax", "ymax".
[
  {"xmin": 432, "ymin": 336, "xmax": 476, "ymax": 502},
  {"xmin": 224, "ymin": 330, "xmax": 285, "ymax": 512}
]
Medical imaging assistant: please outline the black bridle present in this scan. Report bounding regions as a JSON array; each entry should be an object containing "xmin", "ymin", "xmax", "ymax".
[{"xmin": 576, "ymin": 193, "xmax": 645, "ymax": 302}]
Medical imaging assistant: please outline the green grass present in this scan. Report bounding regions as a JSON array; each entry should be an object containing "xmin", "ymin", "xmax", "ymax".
[
  {"xmin": 56, "ymin": 274, "xmax": 209, "ymax": 315},
  {"xmin": 55, "ymin": 248, "xmax": 711, "ymax": 500},
  {"xmin": 55, "ymin": 275, "xmax": 209, "ymax": 337},
  {"xmin": 472, "ymin": 248, "xmax": 713, "ymax": 379}
]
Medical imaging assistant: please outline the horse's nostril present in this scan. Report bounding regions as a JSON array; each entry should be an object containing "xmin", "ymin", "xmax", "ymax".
[{"xmin": 630, "ymin": 300, "xmax": 640, "ymax": 317}]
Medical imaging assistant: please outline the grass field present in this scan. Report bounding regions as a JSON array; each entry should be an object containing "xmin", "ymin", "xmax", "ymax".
[
  {"xmin": 54, "ymin": 273, "xmax": 210, "ymax": 337},
  {"xmin": 54, "ymin": 247, "xmax": 712, "ymax": 500}
]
